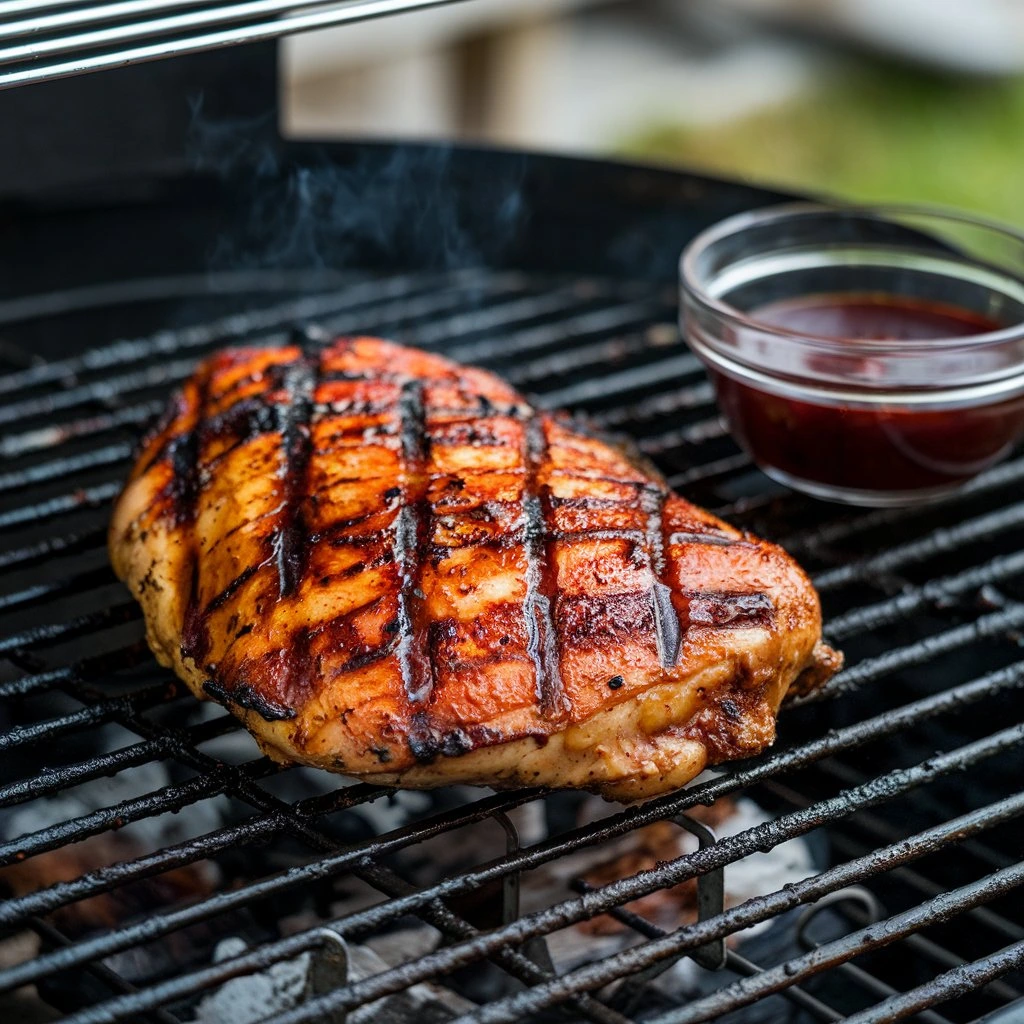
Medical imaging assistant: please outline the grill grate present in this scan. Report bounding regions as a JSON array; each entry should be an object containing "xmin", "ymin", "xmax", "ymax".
[{"xmin": 1, "ymin": 267, "xmax": 1022, "ymax": 1024}]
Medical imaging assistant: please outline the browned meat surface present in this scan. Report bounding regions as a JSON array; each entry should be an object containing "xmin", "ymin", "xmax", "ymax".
[{"xmin": 109, "ymin": 337, "xmax": 840, "ymax": 800}]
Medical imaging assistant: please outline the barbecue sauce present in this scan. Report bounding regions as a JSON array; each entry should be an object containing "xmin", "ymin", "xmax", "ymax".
[{"xmin": 713, "ymin": 294, "xmax": 1024, "ymax": 495}]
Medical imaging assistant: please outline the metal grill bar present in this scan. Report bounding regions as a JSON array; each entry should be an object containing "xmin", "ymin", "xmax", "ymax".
[
  {"xmin": 598, "ymin": 379, "xmax": 716, "ymax": 429},
  {"xmin": 797, "ymin": 602, "xmax": 1024, "ymax": 707},
  {"xmin": 0, "ymin": 760, "xmax": 275, "ymax": 867},
  {"xmin": 782, "ymin": 455, "xmax": 1024, "ymax": 557},
  {"xmin": 0, "ymin": 270, "xmax": 358, "ymax": 329},
  {"xmin": 0, "ymin": 271, "xmax": 483, "ymax": 396},
  {"xmin": 811, "ymin": 759, "xmax": 1015, "ymax": 872},
  {"xmin": 0, "ymin": 482, "xmax": 121, "ymax": 530},
  {"xmin": 0, "ymin": 280, "xmax": 598, "ymax": 421},
  {"xmin": 844, "ymin": 942, "xmax": 1024, "ymax": 1024},
  {"xmin": 0, "ymin": 718, "xmax": 236, "ymax": 808},
  {"xmin": 0, "ymin": 282, "xmax": 666, "ymax": 467},
  {"xmin": 6, "ymin": 619, "xmax": 630, "ymax": 1024},
  {"xmin": 357, "ymin": 861, "xmax": 631, "ymax": 1024},
  {"xmin": 814, "ymin": 499, "xmax": 1024, "ymax": 592},
  {"xmin": 0, "ymin": 444, "xmax": 133, "ymax": 493},
  {"xmin": 0, "ymin": 703, "xmax": 126, "ymax": 752},
  {"xmin": 760, "ymin": 777, "xmax": 1024, "ymax": 948},
  {"xmin": 0, "ymin": 401, "xmax": 165, "ymax": 459},
  {"xmin": 28, "ymin": 919, "xmax": 183, "ymax": 1024},
  {"xmin": 535, "ymin": 352, "xmax": 701, "ymax": 410},
  {"xmin": 0, "ymin": 358, "xmax": 214, "ymax": 426},
  {"xmin": 0, "ymin": 644, "xmax": 155, "ymax": 700},
  {"xmin": 826, "ymin": 547, "xmax": 1024, "ymax": 640},
  {"xmin": 0, "ymin": 603, "xmax": 139, "ymax": 655},
  {"xmin": 831, "ymin": 895, "xmax": 1022, "ymax": 1003},
  {"xmin": 0, "ymin": 567, "xmax": 119, "ymax": 615},
  {"xmin": 0, "ymin": 529, "xmax": 106, "ymax": 572}
]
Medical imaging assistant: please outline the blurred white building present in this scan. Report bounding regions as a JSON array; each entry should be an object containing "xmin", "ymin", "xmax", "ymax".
[{"xmin": 283, "ymin": 0, "xmax": 1024, "ymax": 148}]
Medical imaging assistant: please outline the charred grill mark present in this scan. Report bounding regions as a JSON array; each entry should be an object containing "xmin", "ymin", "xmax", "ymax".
[
  {"xmin": 273, "ymin": 351, "xmax": 320, "ymax": 599},
  {"xmin": 202, "ymin": 679, "xmax": 297, "ymax": 722},
  {"xmin": 687, "ymin": 591, "xmax": 774, "ymax": 629},
  {"xmin": 312, "ymin": 514, "xmax": 392, "ymax": 544},
  {"xmin": 320, "ymin": 369, "xmax": 391, "ymax": 384},
  {"xmin": 178, "ymin": 368, "xmax": 213, "ymax": 669},
  {"xmin": 394, "ymin": 379, "xmax": 436, "ymax": 705},
  {"xmin": 433, "ymin": 402, "xmax": 532, "ymax": 421},
  {"xmin": 205, "ymin": 563, "xmax": 263, "ymax": 613},
  {"xmin": 181, "ymin": 557, "xmax": 210, "ymax": 669},
  {"xmin": 398, "ymin": 377, "xmax": 428, "ymax": 464},
  {"xmin": 336, "ymin": 637, "xmax": 400, "ymax": 675},
  {"xmin": 556, "ymin": 528, "xmax": 645, "ymax": 545},
  {"xmin": 204, "ymin": 397, "xmax": 281, "ymax": 445},
  {"xmin": 522, "ymin": 414, "xmax": 569, "ymax": 720},
  {"xmin": 167, "ymin": 429, "xmax": 200, "ymax": 527},
  {"xmin": 160, "ymin": 388, "xmax": 527, "ymax": 479},
  {"xmin": 407, "ymin": 711, "xmax": 474, "ymax": 763},
  {"xmin": 640, "ymin": 486, "xmax": 683, "ymax": 668},
  {"xmin": 550, "ymin": 470, "xmax": 652, "ymax": 489},
  {"xmin": 137, "ymin": 392, "xmax": 188, "ymax": 473},
  {"xmin": 668, "ymin": 531, "xmax": 745, "ymax": 547}
]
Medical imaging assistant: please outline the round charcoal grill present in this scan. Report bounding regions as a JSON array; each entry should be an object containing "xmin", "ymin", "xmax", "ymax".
[{"xmin": 0, "ymin": 140, "xmax": 1022, "ymax": 1024}]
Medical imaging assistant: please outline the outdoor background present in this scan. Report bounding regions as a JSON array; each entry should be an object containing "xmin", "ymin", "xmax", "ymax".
[{"xmin": 282, "ymin": 0, "xmax": 1024, "ymax": 225}]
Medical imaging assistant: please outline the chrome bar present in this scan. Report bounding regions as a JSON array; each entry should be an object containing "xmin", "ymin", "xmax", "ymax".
[
  {"xmin": 0, "ymin": 0, "xmax": 472, "ymax": 90},
  {"xmin": 0, "ymin": 1, "xmax": 213, "ymax": 44},
  {"xmin": 0, "ymin": 1, "xmax": 332, "ymax": 63},
  {"xmin": 0, "ymin": 1, "xmax": 96, "ymax": 18}
]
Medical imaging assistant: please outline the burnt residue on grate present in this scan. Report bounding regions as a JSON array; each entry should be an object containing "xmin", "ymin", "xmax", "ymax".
[{"xmin": 1, "ymin": 268, "xmax": 1022, "ymax": 1024}]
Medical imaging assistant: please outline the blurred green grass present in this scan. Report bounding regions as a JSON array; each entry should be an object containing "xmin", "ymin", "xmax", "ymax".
[{"xmin": 621, "ymin": 62, "xmax": 1024, "ymax": 226}]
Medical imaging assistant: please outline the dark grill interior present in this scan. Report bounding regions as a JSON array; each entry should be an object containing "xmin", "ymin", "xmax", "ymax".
[{"xmin": 1, "ymin": 149, "xmax": 1023, "ymax": 1024}]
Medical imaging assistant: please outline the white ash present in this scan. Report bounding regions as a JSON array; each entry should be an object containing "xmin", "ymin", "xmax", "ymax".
[
  {"xmin": 193, "ymin": 937, "xmax": 311, "ymax": 1024},
  {"xmin": 192, "ymin": 930, "xmax": 473, "ymax": 1024}
]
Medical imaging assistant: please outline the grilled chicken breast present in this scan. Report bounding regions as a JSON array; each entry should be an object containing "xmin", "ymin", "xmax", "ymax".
[{"xmin": 110, "ymin": 337, "xmax": 840, "ymax": 801}]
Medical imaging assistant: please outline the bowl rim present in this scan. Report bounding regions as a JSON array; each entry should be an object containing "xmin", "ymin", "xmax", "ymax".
[{"xmin": 679, "ymin": 200, "xmax": 1024, "ymax": 354}]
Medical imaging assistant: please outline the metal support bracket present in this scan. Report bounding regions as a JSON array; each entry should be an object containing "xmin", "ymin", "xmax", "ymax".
[
  {"xmin": 304, "ymin": 928, "xmax": 350, "ymax": 1024},
  {"xmin": 493, "ymin": 810, "xmax": 555, "ymax": 974},
  {"xmin": 676, "ymin": 813, "xmax": 727, "ymax": 971}
]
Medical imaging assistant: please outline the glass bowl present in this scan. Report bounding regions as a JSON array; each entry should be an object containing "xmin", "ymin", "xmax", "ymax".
[{"xmin": 679, "ymin": 203, "xmax": 1024, "ymax": 506}]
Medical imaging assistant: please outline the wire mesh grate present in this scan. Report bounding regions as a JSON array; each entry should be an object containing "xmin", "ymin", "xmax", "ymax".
[{"xmin": 1, "ymin": 268, "xmax": 1022, "ymax": 1024}]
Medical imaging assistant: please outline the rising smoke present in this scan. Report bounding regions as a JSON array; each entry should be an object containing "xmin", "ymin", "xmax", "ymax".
[{"xmin": 187, "ymin": 96, "xmax": 528, "ymax": 275}]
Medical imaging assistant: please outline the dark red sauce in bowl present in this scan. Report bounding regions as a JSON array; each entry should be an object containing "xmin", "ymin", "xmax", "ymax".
[
  {"xmin": 752, "ymin": 294, "xmax": 1000, "ymax": 341},
  {"xmin": 712, "ymin": 294, "xmax": 1024, "ymax": 500},
  {"xmin": 680, "ymin": 205, "xmax": 1024, "ymax": 505}
]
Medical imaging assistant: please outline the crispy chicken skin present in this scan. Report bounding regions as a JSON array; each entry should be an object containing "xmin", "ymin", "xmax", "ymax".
[{"xmin": 109, "ymin": 338, "xmax": 840, "ymax": 801}]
